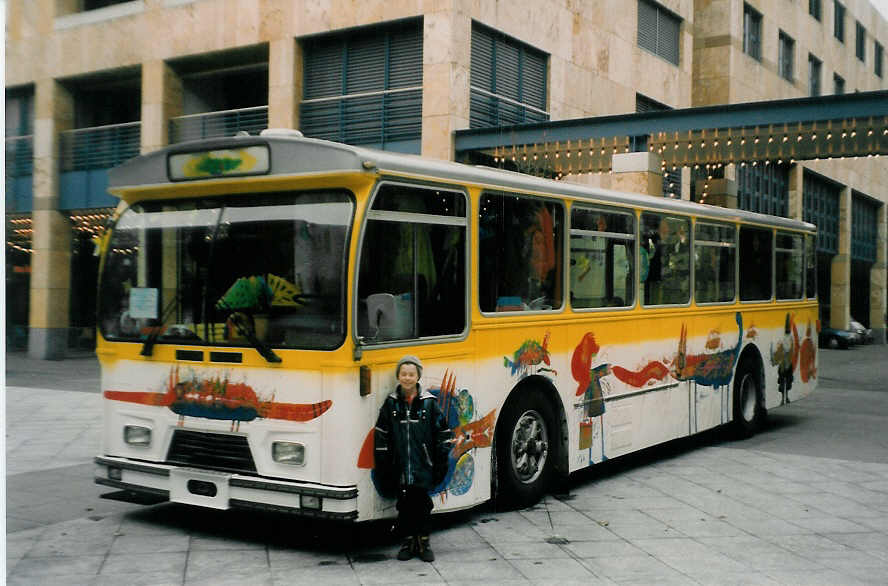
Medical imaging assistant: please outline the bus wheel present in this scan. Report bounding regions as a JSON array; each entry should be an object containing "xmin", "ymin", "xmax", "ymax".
[
  {"xmin": 496, "ymin": 393, "xmax": 555, "ymax": 509},
  {"xmin": 732, "ymin": 359, "xmax": 763, "ymax": 438}
]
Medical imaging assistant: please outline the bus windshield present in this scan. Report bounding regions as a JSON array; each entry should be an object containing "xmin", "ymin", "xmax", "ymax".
[{"xmin": 98, "ymin": 190, "xmax": 353, "ymax": 351}]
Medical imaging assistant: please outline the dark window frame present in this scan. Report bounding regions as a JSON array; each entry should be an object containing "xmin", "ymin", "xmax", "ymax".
[
  {"xmin": 808, "ymin": 53, "xmax": 822, "ymax": 96},
  {"xmin": 470, "ymin": 22, "xmax": 550, "ymax": 129},
  {"xmin": 743, "ymin": 3, "xmax": 763, "ymax": 61},
  {"xmin": 478, "ymin": 191, "xmax": 565, "ymax": 315},
  {"xmin": 856, "ymin": 21, "xmax": 866, "ymax": 61},
  {"xmin": 355, "ymin": 181, "xmax": 469, "ymax": 344},
  {"xmin": 638, "ymin": 0, "xmax": 682, "ymax": 66},
  {"xmin": 569, "ymin": 205, "xmax": 636, "ymax": 311},
  {"xmin": 779, "ymin": 31, "xmax": 795, "ymax": 81},
  {"xmin": 834, "ymin": 1, "xmax": 845, "ymax": 43},
  {"xmin": 809, "ymin": 0, "xmax": 822, "ymax": 21}
]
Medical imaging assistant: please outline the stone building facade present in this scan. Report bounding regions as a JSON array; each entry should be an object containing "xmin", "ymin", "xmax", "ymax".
[{"xmin": 5, "ymin": 0, "xmax": 887, "ymax": 358}]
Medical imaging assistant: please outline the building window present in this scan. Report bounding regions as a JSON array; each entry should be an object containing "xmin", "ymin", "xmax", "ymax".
[
  {"xmin": 470, "ymin": 22, "xmax": 549, "ymax": 128},
  {"xmin": 834, "ymin": 1, "xmax": 845, "ymax": 42},
  {"xmin": 803, "ymin": 172, "xmax": 839, "ymax": 255},
  {"xmin": 636, "ymin": 94, "xmax": 680, "ymax": 197},
  {"xmin": 638, "ymin": 0, "xmax": 681, "ymax": 66},
  {"xmin": 856, "ymin": 21, "xmax": 866, "ymax": 61},
  {"xmin": 300, "ymin": 20, "xmax": 423, "ymax": 153},
  {"xmin": 876, "ymin": 41, "xmax": 884, "ymax": 78},
  {"xmin": 834, "ymin": 73, "xmax": 845, "ymax": 94},
  {"xmin": 779, "ymin": 32, "xmax": 795, "ymax": 81},
  {"xmin": 809, "ymin": 0, "xmax": 821, "ymax": 21},
  {"xmin": 743, "ymin": 4, "xmax": 762, "ymax": 61},
  {"xmin": 738, "ymin": 162, "xmax": 789, "ymax": 218},
  {"xmin": 808, "ymin": 54, "xmax": 822, "ymax": 96}
]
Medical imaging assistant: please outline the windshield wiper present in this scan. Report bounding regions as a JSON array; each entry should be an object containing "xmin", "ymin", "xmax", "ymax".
[
  {"xmin": 140, "ymin": 293, "xmax": 182, "ymax": 357},
  {"xmin": 217, "ymin": 301, "xmax": 282, "ymax": 363}
]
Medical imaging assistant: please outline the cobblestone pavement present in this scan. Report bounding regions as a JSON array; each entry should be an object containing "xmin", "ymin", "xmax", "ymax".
[{"xmin": 5, "ymin": 347, "xmax": 888, "ymax": 585}]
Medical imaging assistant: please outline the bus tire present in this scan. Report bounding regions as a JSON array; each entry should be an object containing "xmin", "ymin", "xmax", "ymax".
[
  {"xmin": 495, "ymin": 392, "xmax": 556, "ymax": 509},
  {"xmin": 732, "ymin": 358, "xmax": 764, "ymax": 438}
]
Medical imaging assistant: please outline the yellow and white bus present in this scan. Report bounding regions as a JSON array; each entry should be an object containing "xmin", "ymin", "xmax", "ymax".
[{"xmin": 95, "ymin": 130, "xmax": 818, "ymax": 520}]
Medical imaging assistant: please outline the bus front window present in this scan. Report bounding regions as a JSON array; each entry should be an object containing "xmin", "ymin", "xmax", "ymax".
[{"xmin": 98, "ymin": 191, "xmax": 353, "ymax": 350}]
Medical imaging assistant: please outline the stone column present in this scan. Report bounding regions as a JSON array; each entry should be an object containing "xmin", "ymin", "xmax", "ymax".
[
  {"xmin": 141, "ymin": 60, "xmax": 183, "ymax": 153},
  {"xmin": 28, "ymin": 79, "xmax": 74, "ymax": 359},
  {"xmin": 611, "ymin": 152, "xmax": 663, "ymax": 196},
  {"xmin": 787, "ymin": 163, "xmax": 804, "ymax": 221},
  {"xmin": 871, "ymin": 203, "xmax": 887, "ymax": 343},
  {"xmin": 268, "ymin": 38, "xmax": 301, "ymax": 130},
  {"xmin": 421, "ymin": 11, "xmax": 470, "ymax": 160},
  {"xmin": 697, "ymin": 177, "xmax": 737, "ymax": 209},
  {"xmin": 830, "ymin": 186, "xmax": 852, "ymax": 330}
]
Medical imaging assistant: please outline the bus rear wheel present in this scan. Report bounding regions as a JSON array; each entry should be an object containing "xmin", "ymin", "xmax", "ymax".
[
  {"xmin": 496, "ymin": 392, "xmax": 556, "ymax": 509},
  {"xmin": 733, "ymin": 359, "xmax": 764, "ymax": 438}
]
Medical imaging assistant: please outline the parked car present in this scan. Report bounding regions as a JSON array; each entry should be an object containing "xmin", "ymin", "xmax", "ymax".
[
  {"xmin": 819, "ymin": 326, "xmax": 857, "ymax": 349},
  {"xmin": 849, "ymin": 318, "xmax": 874, "ymax": 344}
]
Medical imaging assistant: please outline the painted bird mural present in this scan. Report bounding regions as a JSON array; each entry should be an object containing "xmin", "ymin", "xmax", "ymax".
[{"xmin": 504, "ymin": 331, "xmax": 556, "ymax": 377}]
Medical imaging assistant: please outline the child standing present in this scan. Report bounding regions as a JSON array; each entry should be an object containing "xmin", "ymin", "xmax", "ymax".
[{"xmin": 374, "ymin": 356, "xmax": 452, "ymax": 561}]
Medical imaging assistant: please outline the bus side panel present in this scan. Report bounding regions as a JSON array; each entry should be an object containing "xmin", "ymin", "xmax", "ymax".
[{"xmin": 356, "ymin": 352, "xmax": 491, "ymax": 520}]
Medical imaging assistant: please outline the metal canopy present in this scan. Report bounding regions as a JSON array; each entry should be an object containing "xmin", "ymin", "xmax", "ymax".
[{"xmin": 454, "ymin": 90, "xmax": 888, "ymax": 176}]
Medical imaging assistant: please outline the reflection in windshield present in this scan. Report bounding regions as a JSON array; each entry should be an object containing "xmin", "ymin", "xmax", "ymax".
[{"xmin": 98, "ymin": 191, "xmax": 353, "ymax": 350}]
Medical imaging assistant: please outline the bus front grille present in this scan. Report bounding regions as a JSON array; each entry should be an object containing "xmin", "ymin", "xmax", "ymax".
[{"xmin": 166, "ymin": 429, "xmax": 257, "ymax": 474}]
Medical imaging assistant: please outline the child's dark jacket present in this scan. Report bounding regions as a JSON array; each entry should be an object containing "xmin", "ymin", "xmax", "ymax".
[{"xmin": 374, "ymin": 385, "xmax": 453, "ymax": 497}]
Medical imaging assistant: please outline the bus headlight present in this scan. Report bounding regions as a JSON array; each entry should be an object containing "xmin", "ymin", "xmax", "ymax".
[
  {"xmin": 272, "ymin": 441, "xmax": 305, "ymax": 466},
  {"xmin": 123, "ymin": 425, "xmax": 152, "ymax": 446}
]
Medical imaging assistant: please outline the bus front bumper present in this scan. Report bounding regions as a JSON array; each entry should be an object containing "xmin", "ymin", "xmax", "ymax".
[{"xmin": 95, "ymin": 456, "xmax": 358, "ymax": 521}]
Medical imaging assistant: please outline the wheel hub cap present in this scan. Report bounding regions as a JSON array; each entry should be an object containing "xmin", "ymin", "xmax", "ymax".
[{"xmin": 511, "ymin": 410, "xmax": 549, "ymax": 484}]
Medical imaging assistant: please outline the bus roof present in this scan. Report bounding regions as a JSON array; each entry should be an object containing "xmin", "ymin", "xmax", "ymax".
[{"xmin": 109, "ymin": 131, "xmax": 816, "ymax": 233}]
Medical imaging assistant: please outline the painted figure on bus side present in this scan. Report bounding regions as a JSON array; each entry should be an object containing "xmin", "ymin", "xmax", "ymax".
[
  {"xmin": 799, "ymin": 321, "xmax": 818, "ymax": 383},
  {"xmin": 770, "ymin": 313, "xmax": 802, "ymax": 405}
]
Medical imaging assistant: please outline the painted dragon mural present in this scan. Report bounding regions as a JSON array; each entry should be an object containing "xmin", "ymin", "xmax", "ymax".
[{"xmin": 571, "ymin": 312, "xmax": 817, "ymax": 450}]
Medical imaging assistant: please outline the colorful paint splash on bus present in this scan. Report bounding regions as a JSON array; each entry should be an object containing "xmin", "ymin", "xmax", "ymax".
[
  {"xmin": 504, "ymin": 331, "xmax": 556, "ymax": 378},
  {"xmin": 103, "ymin": 367, "xmax": 331, "ymax": 429}
]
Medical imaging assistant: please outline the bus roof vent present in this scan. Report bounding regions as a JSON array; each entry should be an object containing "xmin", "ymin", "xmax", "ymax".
[{"xmin": 260, "ymin": 128, "xmax": 304, "ymax": 138}]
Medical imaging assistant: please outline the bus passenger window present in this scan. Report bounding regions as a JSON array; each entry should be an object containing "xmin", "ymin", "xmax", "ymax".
[
  {"xmin": 570, "ymin": 207, "xmax": 635, "ymax": 309},
  {"xmin": 805, "ymin": 234, "xmax": 817, "ymax": 299},
  {"xmin": 478, "ymin": 193, "xmax": 564, "ymax": 313},
  {"xmin": 356, "ymin": 184, "xmax": 466, "ymax": 342},
  {"xmin": 641, "ymin": 213, "xmax": 690, "ymax": 306},
  {"xmin": 776, "ymin": 232, "xmax": 803, "ymax": 300},
  {"xmin": 694, "ymin": 223, "xmax": 736, "ymax": 304},
  {"xmin": 739, "ymin": 227, "xmax": 773, "ymax": 301}
]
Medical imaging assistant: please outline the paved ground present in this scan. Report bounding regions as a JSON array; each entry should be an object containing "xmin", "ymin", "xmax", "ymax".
[{"xmin": 5, "ymin": 345, "xmax": 888, "ymax": 585}]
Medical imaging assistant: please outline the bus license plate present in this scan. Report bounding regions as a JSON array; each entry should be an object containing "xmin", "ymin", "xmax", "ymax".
[{"xmin": 170, "ymin": 468, "xmax": 231, "ymax": 510}]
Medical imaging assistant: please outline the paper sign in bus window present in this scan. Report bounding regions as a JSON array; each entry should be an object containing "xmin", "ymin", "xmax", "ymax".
[{"xmin": 129, "ymin": 288, "xmax": 158, "ymax": 319}]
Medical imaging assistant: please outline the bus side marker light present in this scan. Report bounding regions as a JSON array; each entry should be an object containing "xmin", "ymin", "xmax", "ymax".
[
  {"xmin": 124, "ymin": 425, "xmax": 152, "ymax": 446},
  {"xmin": 300, "ymin": 494, "xmax": 322, "ymax": 510},
  {"xmin": 272, "ymin": 441, "xmax": 306, "ymax": 466},
  {"xmin": 108, "ymin": 467, "xmax": 123, "ymax": 481}
]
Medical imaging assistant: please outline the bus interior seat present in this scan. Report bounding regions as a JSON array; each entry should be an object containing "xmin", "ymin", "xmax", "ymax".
[{"xmin": 366, "ymin": 293, "xmax": 414, "ymax": 340}]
